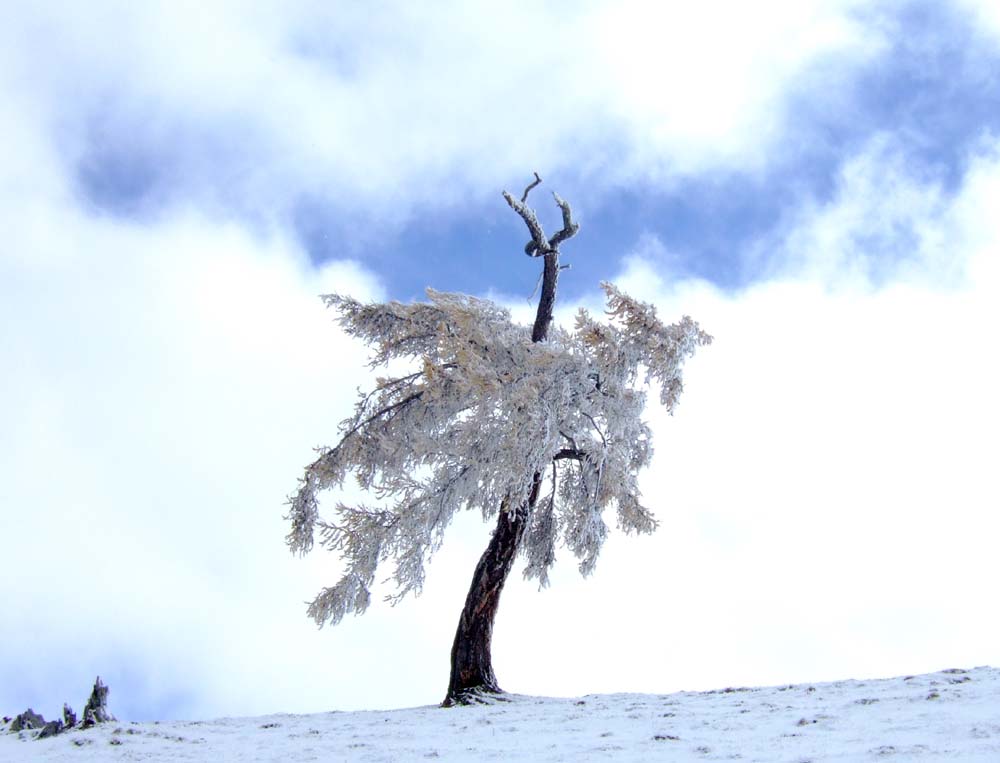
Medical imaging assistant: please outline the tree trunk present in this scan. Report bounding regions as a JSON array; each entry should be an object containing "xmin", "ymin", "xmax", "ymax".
[
  {"xmin": 442, "ymin": 181, "xmax": 576, "ymax": 706},
  {"xmin": 530, "ymin": 247, "xmax": 560, "ymax": 343},
  {"xmin": 443, "ymin": 255, "xmax": 559, "ymax": 706},
  {"xmin": 442, "ymin": 475, "xmax": 541, "ymax": 705}
]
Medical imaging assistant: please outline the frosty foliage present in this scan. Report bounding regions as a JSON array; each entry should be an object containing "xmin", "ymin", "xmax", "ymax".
[{"xmin": 286, "ymin": 283, "xmax": 711, "ymax": 627}]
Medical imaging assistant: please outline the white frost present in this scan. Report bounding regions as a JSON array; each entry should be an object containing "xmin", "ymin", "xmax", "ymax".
[{"xmin": 286, "ymin": 283, "xmax": 711, "ymax": 625}]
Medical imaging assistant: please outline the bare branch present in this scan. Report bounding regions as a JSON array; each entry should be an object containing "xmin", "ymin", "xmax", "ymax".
[
  {"xmin": 521, "ymin": 172, "xmax": 542, "ymax": 203},
  {"xmin": 548, "ymin": 192, "xmax": 580, "ymax": 249},
  {"xmin": 502, "ymin": 181, "xmax": 580, "ymax": 261},
  {"xmin": 502, "ymin": 190, "xmax": 550, "ymax": 257},
  {"xmin": 582, "ymin": 412, "xmax": 607, "ymax": 448}
]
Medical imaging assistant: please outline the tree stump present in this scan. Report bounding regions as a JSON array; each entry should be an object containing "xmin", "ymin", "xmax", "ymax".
[
  {"xmin": 10, "ymin": 708, "xmax": 45, "ymax": 732},
  {"xmin": 37, "ymin": 720, "xmax": 63, "ymax": 739},
  {"xmin": 81, "ymin": 676, "xmax": 115, "ymax": 726}
]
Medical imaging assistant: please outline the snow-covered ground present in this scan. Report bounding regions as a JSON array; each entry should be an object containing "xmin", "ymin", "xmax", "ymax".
[{"xmin": 3, "ymin": 666, "xmax": 998, "ymax": 761}]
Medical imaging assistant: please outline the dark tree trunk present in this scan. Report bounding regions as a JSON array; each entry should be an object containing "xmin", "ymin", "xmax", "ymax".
[
  {"xmin": 442, "ymin": 475, "xmax": 541, "ymax": 706},
  {"xmin": 530, "ymin": 250, "xmax": 560, "ymax": 343},
  {"xmin": 442, "ymin": 179, "xmax": 576, "ymax": 707}
]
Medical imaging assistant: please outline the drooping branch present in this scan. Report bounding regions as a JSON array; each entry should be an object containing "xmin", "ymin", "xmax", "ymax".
[
  {"xmin": 340, "ymin": 391, "xmax": 425, "ymax": 447},
  {"xmin": 286, "ymin": 389, "xmax": 427, "ymax": 555}
]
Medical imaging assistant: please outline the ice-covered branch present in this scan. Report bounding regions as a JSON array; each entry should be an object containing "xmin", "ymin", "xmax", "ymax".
[
  {"xmin": 547, "ymin": 192, "xmax": 580, "ymax": 250},
  {"xmin": 502, "ymin": 177, "xmax": 579, "ymax": 257},
  {"xmin": 288, "ymin": 278, "xmax": 709, "ymax": 626},
  {"xmin": 502, "ymin": 190, "xmax": 550, "ymax": 257}
]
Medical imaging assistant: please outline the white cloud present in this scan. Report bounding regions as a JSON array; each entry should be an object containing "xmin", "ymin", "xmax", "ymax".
[
  {"xmin": 0, "ymin": 186, "xmax": 397, "ymax": 716},
  {"xmin": 954, "ymin": 0, "xmax": 1000, "ymax": 43},
  {"xmin": 0, "ymin": 0, "xmax": 884, "ymax": 227},
  {"xmin": 747, "ymin": 135, "xmax": 975, "ymax": 289},
  {"xmin": 584, "ymin": 0, "xmax": 879, "ymax": 177}
]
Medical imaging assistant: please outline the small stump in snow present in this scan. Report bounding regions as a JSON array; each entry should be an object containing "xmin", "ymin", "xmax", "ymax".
[
  {"xmin": 81, "ymin": 676, "xmax": 115, "ymax": 727},
  {"xmin": 10, "ymin": 709, "xmax": 46, "ymax": 732},
  {"xmin": 37, "ymin": 720, "xmax": 64, "ymax": 739}
]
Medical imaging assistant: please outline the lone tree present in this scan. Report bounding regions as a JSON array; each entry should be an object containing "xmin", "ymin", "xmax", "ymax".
[{"xmin": 286, "ymin": 176, "xmax": 711, "ymax": 706}]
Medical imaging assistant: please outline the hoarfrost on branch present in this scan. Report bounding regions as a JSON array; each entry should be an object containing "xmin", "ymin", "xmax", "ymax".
[{"xmin": 286, "ymin": 282, "xmax": 711, "ymax": 627}]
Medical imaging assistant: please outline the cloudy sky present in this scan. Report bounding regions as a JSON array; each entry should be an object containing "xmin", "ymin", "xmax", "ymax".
[{"xmin": 3, "ymin": 0, "xmax": 999, "ymax": 722}]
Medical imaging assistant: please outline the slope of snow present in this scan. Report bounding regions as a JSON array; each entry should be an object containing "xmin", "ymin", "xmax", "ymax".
[{"xmin": 3, "ymin": 667, "xmax": 998, "ymax": 761}]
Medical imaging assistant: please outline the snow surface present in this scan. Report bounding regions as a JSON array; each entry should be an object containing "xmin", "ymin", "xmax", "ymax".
[{"xmin": 3, "ymin": 667, "xmax": 998, "ymax": 761}]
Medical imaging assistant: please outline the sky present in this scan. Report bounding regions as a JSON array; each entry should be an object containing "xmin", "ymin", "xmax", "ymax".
[{"xmin": 1, "ymin": 0, "xmax": 999, "ymax": 722}]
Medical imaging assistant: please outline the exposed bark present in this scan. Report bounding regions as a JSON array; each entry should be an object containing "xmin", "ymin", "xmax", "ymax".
[
  {"xmin": 443, "ymin": 178, "xmax": 578, "ymax": 706},
  {"xmin": 442, "ymin": 479, "xmax": 540, "ymax": 706},
  {"xmin": 531, "ymin": 248, "xmax": 560, "ymax": 344}
]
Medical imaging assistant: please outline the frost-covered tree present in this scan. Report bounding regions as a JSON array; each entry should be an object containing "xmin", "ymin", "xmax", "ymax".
[{"xmin": 287, "ymin": 176, "xmax": 711, "ymax": 705}]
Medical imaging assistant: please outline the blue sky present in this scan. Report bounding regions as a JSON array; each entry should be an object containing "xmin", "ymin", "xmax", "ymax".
[{"xmin": 2, "ymin": 1, "xmax": 999, "ymax": 722}]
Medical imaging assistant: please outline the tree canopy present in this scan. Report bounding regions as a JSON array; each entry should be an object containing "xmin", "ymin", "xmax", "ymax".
[{"xmin": 286, "ymin": 282, "xmax": 711, "ymax": 627}]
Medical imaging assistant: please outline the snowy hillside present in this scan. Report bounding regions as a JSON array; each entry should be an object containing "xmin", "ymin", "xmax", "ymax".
[{"xmin": 3, "ymin": 667, "xmax": 998, "ymax": 761}]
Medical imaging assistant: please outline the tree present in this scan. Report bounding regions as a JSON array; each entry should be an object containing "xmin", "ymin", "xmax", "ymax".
[{"xmin": 286, "ymin": 176, "xmax": 711, "ymax": 706}]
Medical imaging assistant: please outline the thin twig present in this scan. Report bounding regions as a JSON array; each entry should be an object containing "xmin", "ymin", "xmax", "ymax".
[
  {"xmin": 526, "ymin": 269, "xmax": 544, "ymax": 304},
  {"xmin": 582, "ymin": 412, "xmax": 607, "ymax": 447},
  {"xmin": 521, "ymin": 172, "xmax": 542, "ymax": 203}
]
